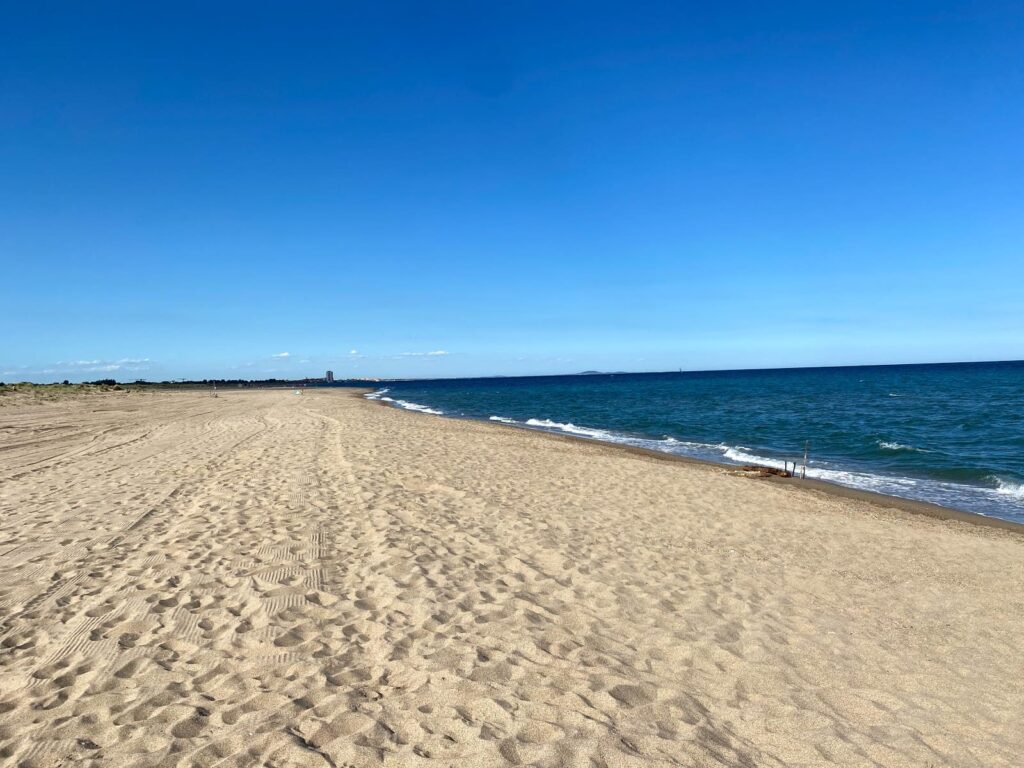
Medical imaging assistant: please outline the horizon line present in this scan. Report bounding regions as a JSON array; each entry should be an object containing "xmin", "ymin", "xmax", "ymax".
[
  {"xmin": 372, "ymin": 357, "xmax": 1024, "ymax": 383},
  {"xmin": 7, "ymin": 357, "xmax": 1022, "ymax": 386}
]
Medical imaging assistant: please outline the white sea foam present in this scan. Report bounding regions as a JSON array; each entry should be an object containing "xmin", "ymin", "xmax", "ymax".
[
  {"xmin": 992, "ymin": 477, "xmax": 1024, "ymax": 499},
  {"xmin": 723, "ymin": 446, "xmax": 788, "ymax": 470},
  {"xmin": 718, "ymin": 445, "xmax": 932, "ymax": 495},
  {"xmin": 877, "ymin": 440, "xmax": 931, "ymax": 453},
  {"xmin": 392, "ymin": 399, "xmax": 444, "ymax": 415},
  {"xmin": 524, "ymin": 418, "xmax": 615, "ymax": 440},
  {"xmin": 368, "ymin": 390, "xmax": 1024, "ymax": 520},
  {"xmin": 490, "ymin": 418, "xmax": 726, "ymax": 460},
  {"xmin": 365, "ymin": 388, "xmax": 443, "ymax": 415},
  {"xmin": 721, "ymin": 447, "xmax": 936, "ymax": 502}
]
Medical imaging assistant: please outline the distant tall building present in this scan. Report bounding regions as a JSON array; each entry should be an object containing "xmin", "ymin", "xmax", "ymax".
[{"xmin": 325, "ymin": 370, "xmax": 334, "ymax": 382}]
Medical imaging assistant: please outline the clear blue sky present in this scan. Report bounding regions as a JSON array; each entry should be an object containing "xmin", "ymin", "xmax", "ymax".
[{"xmin": 3, "ymin": 2, "xmax": 1022, "ymax": 382}]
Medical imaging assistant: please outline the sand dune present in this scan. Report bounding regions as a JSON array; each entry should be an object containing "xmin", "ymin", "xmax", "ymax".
[{"xmin": 0, "ymin": 388, "xmax": 1022, "ymax": 767}]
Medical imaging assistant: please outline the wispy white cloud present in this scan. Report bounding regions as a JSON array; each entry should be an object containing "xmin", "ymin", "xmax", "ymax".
[
  {"xmin": 2, "ymin": 357, "xmax": 153, "ymax": 379},
  {"xmin": 54, "ymin": 358, "xmax": 151, "ymax": 371},
  {"xmin": 271, "ymin": 352, "xmax": 291, "ymax": 358},
  {"xmin": 399, "ymin": 350, "xmax": 449, "ymax": 357},
  {"xmin": 349, "ymin": 349, "xmax": 358, "ymax": 355}
]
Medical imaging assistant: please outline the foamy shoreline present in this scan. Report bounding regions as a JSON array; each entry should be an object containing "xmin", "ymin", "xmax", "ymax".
[{"xmin": 366, "ymin": 388, "xmax": 1024, "ymax": 534}]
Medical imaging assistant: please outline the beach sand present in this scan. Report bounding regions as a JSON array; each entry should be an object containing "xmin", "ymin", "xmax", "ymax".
[{"xmin": 1, "ymin": 388, "xmax": 1022, "ymax": 767}]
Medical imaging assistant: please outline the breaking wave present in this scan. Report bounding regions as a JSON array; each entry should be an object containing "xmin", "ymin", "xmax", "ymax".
[
  {"xmin": 877, "ymin": 440, "xmax": 932, "ymax": 453},
  {"xmin": 365, "ymin": 388, "xmax": 443, "ymax": 415},
  {"xmin": 365, "ymin": 373, "xmax": 1024, "ymax": 523},
  {"xmin": 991, "ymin": 477, "xmax": 1024, "ymax": 499}
]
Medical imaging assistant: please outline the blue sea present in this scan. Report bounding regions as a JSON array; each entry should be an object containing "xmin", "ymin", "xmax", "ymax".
[{"xmin": 366, "ymin": 361, "xmax": 1024, "ymax": 523}]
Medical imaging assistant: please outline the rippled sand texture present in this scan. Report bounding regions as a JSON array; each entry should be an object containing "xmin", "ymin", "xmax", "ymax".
[{"xmin": 1, "ymin": 389, "xmax": 1022, "ymax": 767}]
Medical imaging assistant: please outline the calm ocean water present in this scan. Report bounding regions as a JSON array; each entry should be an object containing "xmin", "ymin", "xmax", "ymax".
[{"xmin": 366, "ymin": 362, "xmax": 1024, "ymax": 523}]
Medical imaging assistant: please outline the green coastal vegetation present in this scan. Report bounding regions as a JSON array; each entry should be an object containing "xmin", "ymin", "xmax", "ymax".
[{"xmin": 0, "ymin": 378, "xmax": 372, "ymax": 403}]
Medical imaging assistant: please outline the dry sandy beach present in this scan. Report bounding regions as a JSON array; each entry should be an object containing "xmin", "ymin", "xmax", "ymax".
[{"xmin": 1, "ymin": 388, "xmax": 1022, "ymax": 767}]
